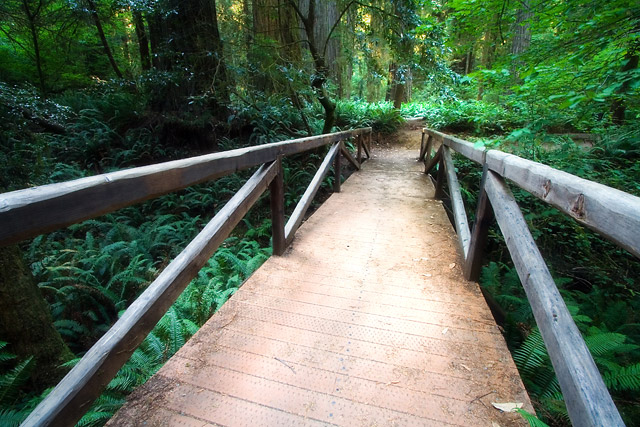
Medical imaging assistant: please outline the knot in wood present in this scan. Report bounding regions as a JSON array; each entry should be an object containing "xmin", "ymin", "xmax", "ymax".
[
  {"xmin": 543, "ymin": 179, "xmax": 552, "ymax": 198},
  {"xmin": 571, "ymin": 194, "xmax": 586, "ymax": 219}
]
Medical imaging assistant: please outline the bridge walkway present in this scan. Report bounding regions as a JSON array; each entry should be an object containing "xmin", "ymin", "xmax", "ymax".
[{"xmin": 108, "ymin": 141, "xmax": 532, "ymax": 426}]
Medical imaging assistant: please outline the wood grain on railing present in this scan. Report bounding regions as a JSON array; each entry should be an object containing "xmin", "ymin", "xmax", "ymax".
[
  {"xmin": 442, "ymin": 146, "xmax": 471, "ymax": 258},
  {"xmin": 285, "ymin": 142, "xmax": 341, "ymax": 244},
  {"xmin": 422, "ymin": 128, "xmax": 640, "ymax": 259}
]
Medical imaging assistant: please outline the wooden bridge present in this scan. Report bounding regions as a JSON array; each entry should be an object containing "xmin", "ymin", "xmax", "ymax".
[{"xmin": 3, "ymin": 124, "xmax": 638, "ymax": 426}]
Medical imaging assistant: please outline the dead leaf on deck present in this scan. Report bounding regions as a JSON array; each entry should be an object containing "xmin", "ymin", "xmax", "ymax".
[
  {"xmin": 449, "ymin": 263, "xmax": 456, "ymax": 269},
  {"xmin": 491, "ymin": 402, "xmax": 523, "ymax": 413}
]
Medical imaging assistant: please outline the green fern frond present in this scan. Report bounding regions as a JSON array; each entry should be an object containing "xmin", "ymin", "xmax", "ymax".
[
  {"xmin": 516, "ymin": 409, "xmax": 550, "ymax": 427},
  {"xmin": 0, "ymin": 357, "xmax": 34, "ymax": 405},
  {"xmin": 0, "ymin": 341, "xmax": 16, "ymax": 364},
  {"xmin": 514, "ymin": 328, "xmax": 548, "ymax": 375},
  {"xmin": 0, "ymin": 408, "xmax": 29, "ymax": 427},
  {"xmin": 584, "ymin": 332, "xmax": 627, "ymax": 357},
  {"xmin": 603, "ymin": 363, "xmax": 640, "ymax": 391}
]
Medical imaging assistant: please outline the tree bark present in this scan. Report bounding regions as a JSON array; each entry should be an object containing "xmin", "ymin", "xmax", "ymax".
[
  {"xmin": 21, "ymin": 0, "xmax": 46, "ymax": 93},
  {"xmin": 87, "ymin": 0, "xmax": 123, "ymax": 78},
  {"xmin": 611, "ymin": 52, "xmax": 639, "ymax": 125},
  {"xmin": 290, "ymin": 0, "xmax": 346, "ymax": 133},
  {"xmin": 511, "ymin": 1, "xmax": 533, "ymax": 56},
  {"xmin": 133, "ymin": 10, "xmax": 151, "ymax": 71},
  {"xmin": 0, "ymin": 245, "xmax": 73, "ymax": 391}
]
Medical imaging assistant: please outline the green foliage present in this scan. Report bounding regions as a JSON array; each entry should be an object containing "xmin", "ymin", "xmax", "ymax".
[
  {"xmin": 335, "ymin": 100, "xmax": 405, "ymax": 133},
  {"xmin": 513, "ymin": 319, "xmax": 640, "ymax": 425},
  {"xmin": 517, "ymin": 409, "xmax": 551, "ymax": 427}
]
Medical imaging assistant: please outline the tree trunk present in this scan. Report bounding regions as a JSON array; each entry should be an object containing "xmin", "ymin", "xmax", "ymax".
[
  {"xmin": 611, "ymin": 52, "xmax": 639, "ymax": 125},
  {"xmin": 289, "ymin": 0, "xmax": 338, "ymax": 133},
  {"xmin": 0, "ymin": 245, "xmax": 73, "ymax": 391},
  {"xmin": 87, "ymin": 0, "xmax": 123, "ymax": 78},
  {"xmin": 161, "ymin": 0, "xmax": 229, "ymax": 112},
  {"xmin": 147, "ymin": 13, "xmax": 164, "ymax": 69},
  {"xmin": 21, "ymin": 0, "xmax": 46, "ymax": 93},
  {"xmin": 133, "ymin": 10, "xmax": 151, "ymax": 71},
  {"xmin": 511, "ymin": 0, "xmax": 533, "ymax": 80},
  {"xmin": 511, "ymin": 1, "xmax": 533, "ymax": 56}
]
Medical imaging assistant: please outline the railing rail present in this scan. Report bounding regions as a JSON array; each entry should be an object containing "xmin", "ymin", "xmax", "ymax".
[
  {"xmin": 421, "ymin": 127, "xmax": 636, "ymax": 427},
  {"xmin": 9, "ymin": 127, "xmax": 372, "ymax": 427}
]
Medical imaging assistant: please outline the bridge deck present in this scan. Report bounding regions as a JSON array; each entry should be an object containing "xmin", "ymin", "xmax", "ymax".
[{"xmin": 109, "ymin": 142, "xmax": 532, "ymax": 426}]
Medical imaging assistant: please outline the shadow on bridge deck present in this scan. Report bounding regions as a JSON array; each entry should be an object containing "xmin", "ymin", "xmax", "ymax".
[{"xmin": 108, "ymin": 144, "xmax": 532, "ymax": 426}]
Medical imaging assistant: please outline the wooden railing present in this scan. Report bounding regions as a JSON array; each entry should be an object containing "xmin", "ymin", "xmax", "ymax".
[
  {"xmin": 421, "ymin": 128, "xmax": 639, "ymax": 427},
  {"xmin": 0, "ymin": 128, "xmax": 372, "ymax": 427}
]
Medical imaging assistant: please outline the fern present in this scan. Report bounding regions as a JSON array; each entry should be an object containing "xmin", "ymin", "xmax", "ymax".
[
  {"xmin": 603, "ymin": 363, "xmax": 640, "ymax": 392},
  {"xmin": 516, "ymin": 409, "xmax": 550, "ymax": 427},
  {"xmin": 0, "ymin": 408, "xmax": 29, "ymax": 427},
  {"xmin": 0, "ymin": 357, "xmax": 34, "ymax": 405},
  {"xmin": 0, "ymin": 342, "xmax": 16, "ymax": 365},
  {"xmin": 514, "ymin": 328, "xmax": 547, "ymax": 377}
]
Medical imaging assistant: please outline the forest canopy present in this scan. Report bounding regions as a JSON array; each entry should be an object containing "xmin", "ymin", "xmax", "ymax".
[{"xmin": 1, "ymin": 0, "xmax": 639, "ymax": 426}]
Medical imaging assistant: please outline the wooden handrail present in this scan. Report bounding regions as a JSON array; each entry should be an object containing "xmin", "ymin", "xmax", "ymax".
[
  {"xmin": 12, "ymin": 128, "xmax": 372, "ymax": 426},
  {"xmin": 285, "ymin": 142, "xmax": 341, "ymax": 243},
  {"xmin": 0, "ymin": 128, "xmax": 371, "ymax": 248},
  {"xmin": 422, "ymin": 128, "xmax": 629, "ymax": 427},
  {"xmin": 423, "ymin": 128, "xmax": 640, "ymax": 259}
]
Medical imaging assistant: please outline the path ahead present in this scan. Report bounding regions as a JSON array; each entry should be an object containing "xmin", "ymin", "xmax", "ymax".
[{"xmin": 108, "ymin": 143, "xmax": 532, "ymax": 426}]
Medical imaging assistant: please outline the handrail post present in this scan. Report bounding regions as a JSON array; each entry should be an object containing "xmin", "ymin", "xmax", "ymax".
[
  {"xmin": 334, "ymin": 142, "xmax": 342, "ymax": 193},
  {"xmin": 463, "ymin": 164, "xmax": 494, "ymax": 281},
  {"xmin": 357, "ymin": 135, "xmax": 363, "ymax": 164},
  {"xmin": 424, "ymin": 133, "xmax": 433, "ymax": 166},
  {"xmin": 434, "ymin": 156, "xmax": 446, "ymax": 199},
  {"xmin": 270, "ymin": 156, "xmax": 286, "ymax": 256}
]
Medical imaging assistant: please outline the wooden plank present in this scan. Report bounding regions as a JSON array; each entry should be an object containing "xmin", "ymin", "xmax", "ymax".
[
  {"xmin": 485, "ymin": 150, "xmax": 640, "ymax": 259},
  {"xmin": 442, "ymin": 146, "xmax": 471, "ymax": 259},
  {"xmin": 463, "ymin": 165, "xmax": 495, "ymax": 281},
  {"xmin": 0, "ymin": 128, "xmax": 371, "ymax": 248},
  {"xmin": 284, "ymin": 142, "xmax": 340, "ymax": 244},
  {"xmin": 270, "ymin": 157, "xmax": 286, "ymax": 256},
  {"xmin": 357, "ymin": 135, "xmax": 363, "ymax": 164},
  {"xmin": 21, "ymin": 161, "xmax": 280, "ymax": 427},
  {"xmin": 425, "ymin": 128, "xmax": 485, "ymax": 164},
  {"xmin": 340, "ymin": 142, "xmax": 360, "ymax": 170},
  {"xmin": 334, "ymin": 143, "xmax": 342, "ymax": 193},
  {"xmin": 484, "ymin": 170, "xmax": 624, "ymax": 427}
]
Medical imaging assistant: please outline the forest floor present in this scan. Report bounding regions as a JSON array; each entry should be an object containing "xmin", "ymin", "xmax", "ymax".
[{"xmin": 108, "ymin": 123, "xmax": 531, "ymax": 426}]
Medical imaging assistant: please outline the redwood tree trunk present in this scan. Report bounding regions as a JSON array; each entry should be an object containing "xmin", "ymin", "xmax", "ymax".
[
  {"xmin": 289, "ymin": 0, "xmax": 337, "ymax": 133},
  {"xmin": 0, "ymin": 245, "xmax": 73, "ymax": 391},
  {"xmin": 133, "ymin": 10, "xmax": 151, "ymax": 71},
  {"xmin": 87, "ymin": 0, "xmax": 123, "ymax": 78}
]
